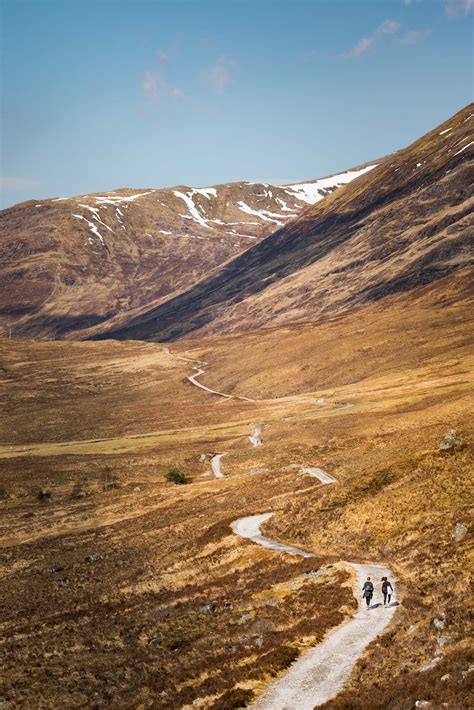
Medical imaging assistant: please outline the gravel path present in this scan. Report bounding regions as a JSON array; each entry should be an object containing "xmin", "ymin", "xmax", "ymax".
[
  {"xmin": 301, "ymin": 467, "xmax": 337, "ymax": 484},
  {"xmin": 210, "ymin": 453, "xmax": 226, "ymax": 479},
  {"xmin": 231, "ymin": 513, "xmax": 397, "ymax": 709},
  {"xmin": 249, "ymin": 426, "xmax": 262, "ymax": 446}
]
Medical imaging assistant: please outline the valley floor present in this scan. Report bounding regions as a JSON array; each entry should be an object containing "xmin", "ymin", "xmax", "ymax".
[{"xmin": 0, "ymin": 281, "xmax": 472, "ymax": 708}]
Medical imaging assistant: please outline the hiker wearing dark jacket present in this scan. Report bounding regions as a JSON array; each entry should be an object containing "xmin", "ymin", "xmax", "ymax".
[
  {"xmin": 362, "ymin": 577, "xmax": 374, "ymax": 608},
  {"xmin": 381, "ymin": 576, "xmax": 394, "ymax": 606}
]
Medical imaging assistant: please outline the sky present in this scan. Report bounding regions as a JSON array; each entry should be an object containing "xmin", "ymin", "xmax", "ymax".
[{"xmin": 1, "ymin": 0, "xmax": 473, "ymax": 208}]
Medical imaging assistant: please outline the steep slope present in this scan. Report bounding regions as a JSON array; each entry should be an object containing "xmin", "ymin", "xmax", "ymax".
[
  {"xmin": 98, "ymin": 104, "xmax": 473, "ymax": 342},
  {"xmin": 0, "ymin": 165, "xmax": 374, "ymax": 340}
]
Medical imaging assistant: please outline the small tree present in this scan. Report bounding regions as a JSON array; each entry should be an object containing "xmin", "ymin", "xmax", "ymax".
[{"xmin": 164, "ymin": 466, "xmax": 191, "ymax": 485}]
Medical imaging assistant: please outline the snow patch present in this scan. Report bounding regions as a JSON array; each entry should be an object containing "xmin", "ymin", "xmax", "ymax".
[
  {"xmin": 283, "ymin": 164, "xmax": 377, "ymax": 205},
  {"xmin": 173, "ymin": 190, "xmax": 212, "ymax": 229},
  {"xmin": 237, "ymin": 201, "xmax": 285, "ymax": 225},
  {"xmin": 73, "ymin": 214, "xmax": 106, "ymax": 246},
  {"xmin": 454, "ymin": 141, "xmax": 473, "ymax": 156}
]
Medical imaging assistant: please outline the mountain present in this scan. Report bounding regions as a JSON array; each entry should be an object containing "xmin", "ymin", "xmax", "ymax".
[
  {"xmin": 96, "ymin": 104, "xmax": 473, "ymax": 342},
  {"xmin": 0, "ymin": 164, "xmax": 375, "ymax": 340}
]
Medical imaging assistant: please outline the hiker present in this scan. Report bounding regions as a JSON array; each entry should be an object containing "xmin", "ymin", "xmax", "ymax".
[
  {"xmin": 362, "ymin": 576, "xmax": 374, "ymax": 608},
  {"xmin": 381, "ymin": 576, "xmax": 394, "ymax": 606}
]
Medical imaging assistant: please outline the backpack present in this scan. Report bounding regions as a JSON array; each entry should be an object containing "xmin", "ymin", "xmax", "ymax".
[{"xmin": 364, "ymin": 582, "xmax": 374, "ymax": 596}]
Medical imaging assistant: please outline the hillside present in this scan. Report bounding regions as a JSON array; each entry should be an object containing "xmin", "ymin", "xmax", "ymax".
[
  {"xmin": 0, "ymin": 165, "xmax": 374, "ymax": 340},
  {"xmin": 0, "ymin": 272, "xmax": 472, "ymax": 707},
  {"xmin": 97, "ymin": 104, "xmax": 473, "ymax": 342}
]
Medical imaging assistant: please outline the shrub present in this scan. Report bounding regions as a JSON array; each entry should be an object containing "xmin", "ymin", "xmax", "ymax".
[
  {"xmin": 164, "ymin": 466, "xmax": 191, "ymax": 485},
  {"xmin": 210, "ymin": 687, "xmax": 254, "ymax": 709}
]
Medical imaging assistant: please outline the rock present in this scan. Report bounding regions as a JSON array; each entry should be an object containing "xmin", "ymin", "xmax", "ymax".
[
  {"xmin": 438, "ymin": 430, "xmax": 462, "ymax": 452},
  {"xmin": 418, "ymin": 657, "xmax": 443, "ymax": 673},
  {"xmin": 200, "ymin": 602, "xmax": 216, "ymax": 613},
  {"xmin": 415, "ymin": 702, "xmax": 433, "ymax": 708},
  {"xmin": 432, "ymin": 617, "xmax": 445, "ymax": 631},
  {"xmin": 460, "ymin": 664, "xmax": 474, "ymax": 680},
  {"xmin": 441, "ymin": 674, "xmax": 452, "ymax": 682},
  {"xmin": 48, "ymin": 563, "xmax": 65, "ymax": 573},
  {"xmin": 198, "ymin": 454, "xmax": 207, "ymax": 463},
  {"xmin": 224, "ymin": 601, "xmax": 234, "ymax": 610},
  {"xmin": 57, "ymin": 577, "xmax": 70, "ymax": 587},
  {"xmin": 252, "ymin": 635, "xmax": 264, "ymax": 648},
  {"xmin": 240, "ymin": 612, "xmax": 255, "ymax": 623},
  {"xmin": 408, "ymin": 623, "xmax": 419, "ymax": 635},
  {"xmin": 452, "ymin": 523, "xmax": 468, "ymax": 542},
  {"xmin": 86, "ymin": 554, "xmax": 102, "ymax": 564},
  {"xmin": 437, "ymin": 635, "xmax": 450, "ymax": 648},
  {"xmin": 133, "ymin": 486, "xmax": 141, "ymax": 492}
]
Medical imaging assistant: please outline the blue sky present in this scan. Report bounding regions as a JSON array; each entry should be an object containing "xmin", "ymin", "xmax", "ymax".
[{"xmin": 1, "ymin": 0, "xmax": 473, "ymax": 207}]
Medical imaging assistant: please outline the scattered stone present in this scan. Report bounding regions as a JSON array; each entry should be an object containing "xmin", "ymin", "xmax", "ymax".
[
  {"xmin": 86, "ymin": 554, "xmax": 102, "ymax": 564},
  {"xmin": 48, "ymin": 563, "xmax": 65, "ymax": 573},
  {"xmin": 415, "ymin": 702, "xmax": 433, "ymax": 708},
  {"xmin": 452, "ymin": 523, "xmax": 468, "ymax": 542},
  {"xmin": 437, "ymin": 635, "xmax": 450, "ymax": 648},
  {"xmin": 224, "ymin": 601, "xmax": 233, "ymax": 610},
  {"xmin": 432, "ymin": 617, "xmax": 445, "ymax": 631},
  {"xmin": 441, "ymin": 674, "xmax": 452, "ymax": 682},
  {"xmin": 240, "ymin": 612, "xmax": 255, "ymax": 623},
  {"xmin": 133, "ymin": 486, "xmax": 141, "ymax": 492},
  {"xmin": 418, "ymin": 657, "xmax": 443, "ymax": 673},
  {"xmin": 200, "ymin": 602, "xmax": 216, "ymax": 613},
  {"xmin": 252, "ymin": 635, "xmax": 264, "ymax": 648},
  {"xmin": 438, "ymin": 430, "xmax": 462, "ymax": 452},
  {"xmin": 58, "ymin": 578, "xmax": 70, "ymax": 588},
  {"xmin": 460, "ymin": 664, "xmax": 474, "ymax": 680},
  {"xmin": 408, "ymin": 624, "xmax": 419, "ymax": 635}
]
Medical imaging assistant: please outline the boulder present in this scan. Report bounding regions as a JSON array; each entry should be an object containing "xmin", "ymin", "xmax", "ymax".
[{"xmin": 452, "ymin": 523, "xmax": 468, "ymax": 542}]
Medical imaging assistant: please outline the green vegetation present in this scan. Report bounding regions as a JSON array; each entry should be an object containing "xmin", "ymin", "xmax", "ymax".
[{"xmin": 164, "ymin": 465, "xmax": 192, "ymax": 485}]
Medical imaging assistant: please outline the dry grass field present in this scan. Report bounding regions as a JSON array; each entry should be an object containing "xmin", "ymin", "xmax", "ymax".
[{"xmin": 1, "ymin": 266, "xmax": 472, "ymax": 708}]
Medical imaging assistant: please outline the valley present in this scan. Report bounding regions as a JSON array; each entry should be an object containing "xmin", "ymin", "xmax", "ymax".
[{"xmin": 0, "ymin": 104, "xmax": 472, "ymax": 709}]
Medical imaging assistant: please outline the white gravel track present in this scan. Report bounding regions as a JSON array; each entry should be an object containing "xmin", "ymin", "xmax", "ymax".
[{"xmin": 232, "ymin": 513, "xmax": 397, "ymax": 709}]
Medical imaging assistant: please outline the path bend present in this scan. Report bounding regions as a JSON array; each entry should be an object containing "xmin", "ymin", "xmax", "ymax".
[{"xmin": 232, "ymin": 513, "xmax": 397, "ymax": 709}]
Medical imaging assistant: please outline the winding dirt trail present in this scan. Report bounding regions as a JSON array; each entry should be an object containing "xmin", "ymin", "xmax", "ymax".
[
  {"xmin": 187, "ymin": 366, "xmax": 254, "ymax": 401},
  {"xmin": 232, "ymin": 513, "xmax": 397, "ymax": 709},
  {"xmin": 302, "ymin": 467, "xmax": 337, "ymax": 484},
  {"xmin": 168, "ymin": 346, "xmax": 398, "ymax": 705},
  {"xmin": 210, "ymin": 453, "xmax": 225, "ymax": 479}
]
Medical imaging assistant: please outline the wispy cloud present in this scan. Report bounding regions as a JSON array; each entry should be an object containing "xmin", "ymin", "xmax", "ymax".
[
  {"xmin": 444, "ymin": 0, "xmax": 474, "ymax": 18},
  {"xmin": 202, "ymin": 56, "xmax": 236, "ymax": 93},
  {"xmin": 0, "ymin": 176, "xmax": 38, "ymax": 190},
  {"xmin": 395, "ymin": 28, "xmax": 431, "ymax": 44},
  {"xmin": 142, "ymin": 47, "xmax": 186, "ymax": 109},
  {"xmin": 339, "ymin": 19, "xmax": 401, "ymax": 59}
]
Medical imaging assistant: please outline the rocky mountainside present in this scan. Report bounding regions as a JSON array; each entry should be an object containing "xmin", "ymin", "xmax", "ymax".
[
  {"xmin": 97, "ymin": 104, "xmax": 473, "ymax": 342},
  {"xmin": 0, "ymin": 165, "xmax": 374, "ymax": 340}
]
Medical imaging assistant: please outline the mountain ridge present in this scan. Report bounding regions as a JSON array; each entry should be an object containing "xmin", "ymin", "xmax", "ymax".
[
  {"xmin": 0, "ymin": 163, "xmax": 377, "ymax": 340},
  {"xmin": 95, "ymin": 103, "xmax": 473, "ymax": 342}
]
